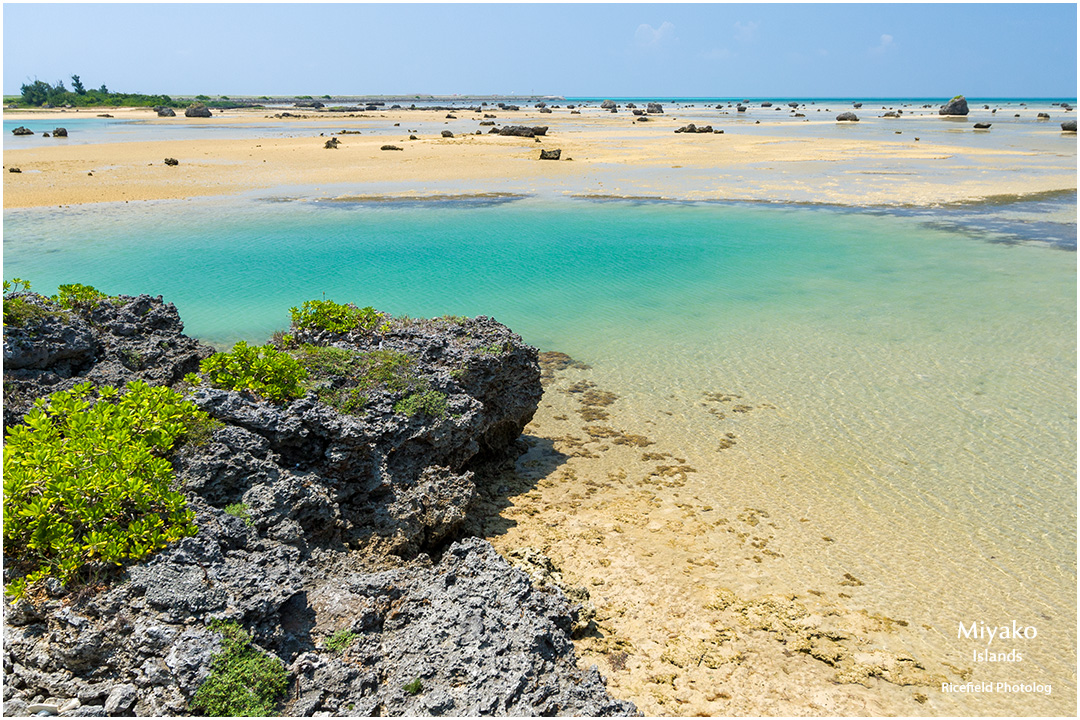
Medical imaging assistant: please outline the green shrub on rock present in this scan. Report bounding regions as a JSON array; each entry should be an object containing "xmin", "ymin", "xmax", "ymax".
[
  {"xmin": 54, "ymin": 283, "xmax": 110, "ymax": 310},
  {"xmin": 2, "ymin": 381, "xmax": 202, "ymax": 600},
  {"xmin": 289, "ymin": 299, "xmax": 382, "ymax": 334},
  {"xmin": 394, "ymin": 389, "xmax": 449, "ymax": 419},
  {"xmin": 2, "ymin": 279, "xmax": 60, "ymax": 329},
  {"xmin": 200, "ymin": 341, "xmax": 307, "ymax": 404},
  {"xmin": 190, "ymin": 620, "xmax": 288, "ymax": 717}
]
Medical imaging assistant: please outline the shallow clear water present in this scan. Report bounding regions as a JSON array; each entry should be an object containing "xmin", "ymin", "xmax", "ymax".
[{"xmin": 3, "ymin": 194, "xmax": 1076, "ymax": 712}]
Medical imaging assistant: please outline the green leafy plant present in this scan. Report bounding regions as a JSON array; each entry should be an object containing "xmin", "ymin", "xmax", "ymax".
[
  {"xmin": 326, "ymin": 629, "xmax": 357, "ymax": 654},
  {"xmin": 394, "ymin": 390, "xmax": 448, "ymax": 419},
  {"xmin": 403, "ymin": 678, "xmax": 423, "ymax": 696},
  {"xmin": 3, "ymin": 381, "xmax": 202, "ymax": 600},
  {"xmin": 289, "ymin": 299, "xmax": 382, "ymax": 334},
  {"xmin": 3, "ymin": 278, "xmax": 31, "ymax": 294},
  {"xmin": 199, "ymin": 341, "xmax": 307, "ymax": 404},
  {"xmin": 3, "ymin": 281, "xmax": 61, "ymax": 329},
  {"xmin": 190, "ymin": 620, "xmax": 288, "ymax": 717},
  {"xmin": 54, "ymin": 283, "xmax": 109, "ymax": 310}
]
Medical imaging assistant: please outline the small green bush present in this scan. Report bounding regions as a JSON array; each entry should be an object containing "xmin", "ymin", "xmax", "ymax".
[
  {"xmin": 289, "ymin": 300, "xmax": 381, "ymax": 334},
  {"xmin": 326, "ymin": 629, "xmax": 357, "ymax": 654},
  {"xmin": 394, "ymin": 390, "xmax": 448, "ymax": 419},
  {"xmin": 190, "ymin": 620, "xmax": 288, "ymax": 717},
  {"xmin": 3, "ymin": 381, "xmax": 201, "ymax": 600},
  {"xmin": 200, "ymin": 341, "xmax": 307, "ymax": 404},
  {"xmin": 403, "ymin": 678, "xmax": 423, "ymax": 695},
  {"xmin": 54, "ymin": 283, "xmax": 109, "ymax": 310},
  {"xmin": 3, "ymin": 281, "xmax": 60, "ymax": 329},
  {"xmin": 2, "ymin": 295, "xmax": 58, "ymax": 328}
]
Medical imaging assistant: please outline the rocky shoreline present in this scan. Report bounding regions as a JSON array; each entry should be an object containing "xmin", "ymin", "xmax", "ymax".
[{"xmin": 2, "ymin": 289, "xmax": 637, "ymax": 717}]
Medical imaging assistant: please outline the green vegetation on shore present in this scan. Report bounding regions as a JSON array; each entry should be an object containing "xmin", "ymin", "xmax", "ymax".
[
  {"xmin": 190, "ymin": 620, "xmax": 288, "ymax": 716},
  {"xmin": 2, "ymin": 381, "xmax": 203, "ymax": 600}
]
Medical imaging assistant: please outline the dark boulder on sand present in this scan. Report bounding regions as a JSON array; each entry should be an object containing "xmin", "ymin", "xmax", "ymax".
[
  {"xmin": 539, "ymin": 148, "xmax": 562, "ymax": 160},
  {"xmin": 647, "ymin": 102, "xmax": 664, "ymax": 114},
  {"xmin": 381, "ymin": 145, "xmax": 403, "ymax": 151},
  {"xmin": 155, "ymin": 106, "xmax": 176, "ymax": 117},
  {"xmin": 497, "ymin": 125, "xmax": 548, "ymax": 138},
  {"xmin": 973, "ymin": 123, "xmax": 992, "ymax": 130},
  {"xmin": 441, "ymin": 130, "xmax": 454, "ymax": 138},
  {"xmin": 939, "ymin": 95, "xmax": 969, "ymax": 116},
  {"xmin": 164, "ymin": 157, "xmax": 179, "ymax": 165},
  {"xmin": 601, "ymin": 99, "xmax": 616, "ymax": 109},
  {"xmin": 836, "ymin": 112, "xmax": 860, "ymax": 122},
  {"xmin": 184, "ymin": 103, "xmax": 213, "ymax": 118},
  {"xmin": 1062, "ymin": 120, "xmax": 1077, "ymax": 132}
]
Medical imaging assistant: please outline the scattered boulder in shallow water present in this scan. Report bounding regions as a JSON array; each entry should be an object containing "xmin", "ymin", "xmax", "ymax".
[
  {"xmin": 601, "ymin": 99, "xmax": 616, "ymax": 109},
  {"xmin": 853, "ymin": 102, "xmax": 863, "ymax": 108},
  {"xmin": 11, "ymin": 126, "xmax": 32, "ymax": 136},
  {"xmin": 441, "ymin": 130, "xmax": 454, "ymax": 138},
  {"xmin": 674, "ymin": 124, "xmax": 714, "ymax": 133},
  {"xmin": 1037, "ymin": 113, "xmax": 1050, "ymax": 120},
  {"xmin": 184, "ymin": 103, "xmax": 212, "ymax": 118},
  {"xmin": 973, "ymin": 123, "xmax": 992, "ymax": 130},
  {"xmin": 939, "ymin": 95, "xmax": 969, "ymax": 115},
  {"xmin": 836, "ymin": 112, "xmax": 860, "ymax": 122},
  {"xmin": 647, "ymin": 102, "xmax": 664, "ymax": 114},
  {"xmin": 539, "ymin": 148, "xmax": 561, "ymax": 160},
  {"xmin": 539, "ymin": 107, "xmax": 552, "ymax": 114},
  {"xmin": 497, "ymin": 125, "xmax": 547, "ymax": 138},
  {"xmin": 52, "ymin": 127, "xmax": 68, "ymax": 137},
  {"xmin": 1062, "ymin": 120, "xmax": 1077, "ymax": 132}
]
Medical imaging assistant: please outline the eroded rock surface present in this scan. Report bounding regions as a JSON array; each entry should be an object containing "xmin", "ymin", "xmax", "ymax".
[{"xmin": 2, "ymin": 293, "xmax": 635, "ymax": 716}]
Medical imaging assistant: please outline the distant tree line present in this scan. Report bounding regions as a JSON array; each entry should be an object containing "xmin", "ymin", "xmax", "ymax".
[
  {"xmin": 16, "ymin": 75, "xmax": 176, "ymax": 108},
  {"xmin": 12, "ymin": 75, "xmax": 251, "ymax": 109}
]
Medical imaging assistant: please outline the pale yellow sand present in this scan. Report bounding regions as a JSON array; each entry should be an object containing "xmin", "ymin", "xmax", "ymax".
[{"xmin": 4, "ymin": 106, "xmax": 1075, "ymax": 208}]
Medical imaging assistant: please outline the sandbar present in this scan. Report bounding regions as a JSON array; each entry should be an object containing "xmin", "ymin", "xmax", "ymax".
[{"xmin": 4, "ymin": 104, "xmax": 1075, "ymax": 209}]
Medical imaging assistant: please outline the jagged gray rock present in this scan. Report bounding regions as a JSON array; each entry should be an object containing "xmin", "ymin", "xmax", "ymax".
[
  {"xmin": 293, "ymin": 538, "xmax": 637, "ymax": 716},
  {"xmin": 2, "ymin": 293, "xmax": 212, "ymax": 427},
  {"xmin": 939, "ymin": 95, "xmax": 969, "ymax": 116},
  {"xmin": 184, "ymin": 104, "xmax": 212, "ymax": 118},
  {"xmin": 2, "ymin": 291, "xmax": 634, "ymax": 716}
]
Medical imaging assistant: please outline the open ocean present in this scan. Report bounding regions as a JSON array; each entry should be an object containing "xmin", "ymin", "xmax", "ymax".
[{"xmin": 3, "ymin": 101, "xmax": 1076, "ymax": 714}]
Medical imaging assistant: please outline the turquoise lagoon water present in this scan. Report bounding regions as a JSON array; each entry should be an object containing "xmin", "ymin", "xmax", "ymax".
[{"xmin": 4, "ymin": 194, "xmax": 1076, "ymax": 711}]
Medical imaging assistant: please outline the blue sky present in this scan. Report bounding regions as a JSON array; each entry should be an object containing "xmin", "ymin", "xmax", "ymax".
[{"xmin": 3, "ymin": 3, "xmax": 1077, "ymax": 98}]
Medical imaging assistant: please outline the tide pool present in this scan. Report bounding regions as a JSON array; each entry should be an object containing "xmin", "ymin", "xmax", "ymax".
[{"xmin": 3, "ymin": 193, "xmax": 1076, "ymax": 713}]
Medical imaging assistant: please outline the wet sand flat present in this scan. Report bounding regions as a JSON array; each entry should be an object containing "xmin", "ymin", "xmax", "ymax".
[{"xmin": 4, "ymin": 104, "xmax": 1075, "ymax": 208}]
